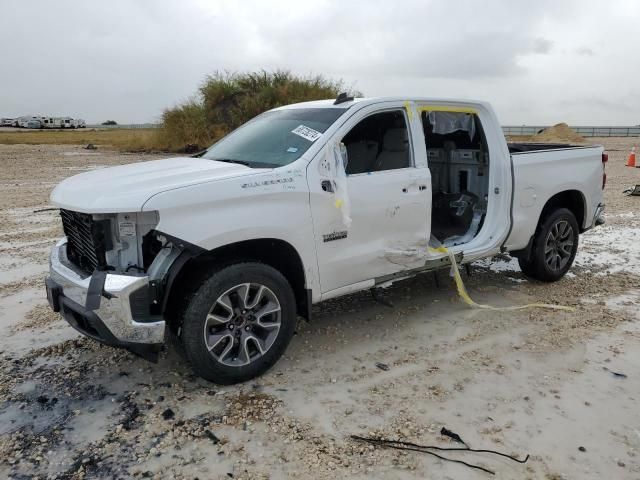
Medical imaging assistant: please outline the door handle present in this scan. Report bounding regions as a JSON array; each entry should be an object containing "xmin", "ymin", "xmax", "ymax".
[
  {"xmin": 403, "ymin": 184, "xmax": 428, "ymax": 193},
  {"xmin": 321, "ymin": 180, "xmax": 334, "ymax": 193}
]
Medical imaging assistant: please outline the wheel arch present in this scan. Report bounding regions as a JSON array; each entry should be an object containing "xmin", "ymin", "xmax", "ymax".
[
  {"xmin": 163, "ymin": 238, "xmax": 311, "ymax": 333},
  {"xmin": 539, "ymin": 189, "xmax": 586, "ymax": 231},
  {"xmin": 512, "ymin": 189, "xmax": 586, "ymax": 261}
]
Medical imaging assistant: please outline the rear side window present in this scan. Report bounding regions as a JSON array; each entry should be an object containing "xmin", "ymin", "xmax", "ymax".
[{"xmin": 342, "ymin": 110, "xmax": 411, "ymax": 175}]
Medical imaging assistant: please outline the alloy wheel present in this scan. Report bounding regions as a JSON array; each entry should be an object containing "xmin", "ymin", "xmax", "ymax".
[
  {"xmin": 203, "ymin": 283, "xmax": 281, "ymax": 367},
  {"xmin": 544, "ymin": 220, "xmax": 575, "ymax": 271}
]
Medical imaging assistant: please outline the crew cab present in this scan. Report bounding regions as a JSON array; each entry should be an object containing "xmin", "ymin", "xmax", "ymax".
[{"xmin": 45, "ymin": 96, "xmax": 606, "ymax": 384}]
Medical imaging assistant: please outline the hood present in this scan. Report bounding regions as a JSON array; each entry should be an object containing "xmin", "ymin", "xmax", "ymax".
[{"xmin": 50, "ymin": 157, "xmax": 266, "ymax": 213}]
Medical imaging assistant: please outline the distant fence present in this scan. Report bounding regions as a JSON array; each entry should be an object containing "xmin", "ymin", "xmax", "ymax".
[
  {"xmin": 503, "ymin": 125, "xmax": 640, "ymax": 137},
  {"xmin": 86, "ymin": 123, "xmax": 160, "ymax": 129}
]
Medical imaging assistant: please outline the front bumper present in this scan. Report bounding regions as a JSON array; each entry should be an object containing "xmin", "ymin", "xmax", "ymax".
[{"xmin": 46, "ymin": 238, "xmax": 165, "ymax": 361}]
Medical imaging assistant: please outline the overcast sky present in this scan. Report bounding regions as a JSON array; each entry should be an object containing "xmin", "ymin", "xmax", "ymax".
[{"xmin": 1, "ymin": 0, "xmax": 638, "ymax": 125}]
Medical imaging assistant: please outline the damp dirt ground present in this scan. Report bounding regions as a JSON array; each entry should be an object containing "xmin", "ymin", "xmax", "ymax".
[{"xmin": 0, "ymin": 141, "xmax": 639, "ymax": 479}]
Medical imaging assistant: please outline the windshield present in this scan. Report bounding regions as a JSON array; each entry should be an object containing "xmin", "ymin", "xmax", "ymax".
[{"xmin": 202, "ymin": 108, "xmax": 345, "ymax": 168}]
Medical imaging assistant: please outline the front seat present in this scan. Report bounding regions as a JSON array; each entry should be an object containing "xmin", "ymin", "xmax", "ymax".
[
  {"xmin": 346, "ymin": 140, "xmax": 379, "ymax": 174},
  {"xmin": 373, "ymin": 128, "xmax": 409, "ymax": 171}
]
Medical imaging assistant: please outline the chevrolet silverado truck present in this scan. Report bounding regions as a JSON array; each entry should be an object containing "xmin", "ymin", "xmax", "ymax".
[{"xmin": 45, "ymin": 95, "xmax": 606, "ymax": 384}]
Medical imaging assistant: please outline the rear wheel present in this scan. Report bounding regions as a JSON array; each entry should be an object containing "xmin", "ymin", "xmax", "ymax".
[
  {"xmin": 518, "ymin": 208, "xmax": 579, "ymax": 282},
  {"xmin": 181, "ymin": 262, "xmax": 297, "ymax": 384}
]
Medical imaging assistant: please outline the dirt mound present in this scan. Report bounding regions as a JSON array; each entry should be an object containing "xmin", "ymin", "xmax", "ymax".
[{"xmin": 534, "ymin": 123, "xmax": 586, "ymax": 143}]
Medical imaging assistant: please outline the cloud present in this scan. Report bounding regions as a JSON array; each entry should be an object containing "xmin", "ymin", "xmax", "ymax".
[
  {"xmin": 0, "ymin": 0, "xmax": 639, "ymax": 124},
  {"xmin": 575, "ymin": 46, "xmax": 595, "ymax": 56},
  {"xmin": 241, "ymin": 0, "xmax": 559, "ymax": 79},
  {"xmin": 532, "ymin": 38, "xmax": 554, "ymax": 54}
]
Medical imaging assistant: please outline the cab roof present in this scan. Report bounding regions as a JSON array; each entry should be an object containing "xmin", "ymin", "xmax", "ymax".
[{"xmin": 273, "ymin": 96, "xmax": 489, "ymax": 111}]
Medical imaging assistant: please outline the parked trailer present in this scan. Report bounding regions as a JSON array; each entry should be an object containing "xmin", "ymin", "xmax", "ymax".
[
  {"xmin": 41, "ymin": 117, "xmax": 65, "ymax": 129},
  {"xmin": 17, "ymin": 116, "xmax": 41, "ymax": 128},
  {"xmin": 36, "ymin": 117, "xmax": 86, "ymax": 129},
  {"xmin": 60, "ymin": 117, "xmax": 74, "ymax": 129}
]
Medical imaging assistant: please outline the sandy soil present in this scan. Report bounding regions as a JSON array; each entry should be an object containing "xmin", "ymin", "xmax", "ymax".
[{"xmin": 0, "ymin": 141, "xmax": 639, "ymax": 480}]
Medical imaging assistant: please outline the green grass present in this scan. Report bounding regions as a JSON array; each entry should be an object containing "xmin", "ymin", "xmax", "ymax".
[{"xmin": 0, "ymin": 128, "xmax": 160, "ymax": 151}]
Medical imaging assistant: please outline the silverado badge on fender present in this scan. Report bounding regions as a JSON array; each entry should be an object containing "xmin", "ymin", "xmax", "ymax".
[{"xmin": 323, "ymin": 231, "xmax": 348, "ymax": 242}]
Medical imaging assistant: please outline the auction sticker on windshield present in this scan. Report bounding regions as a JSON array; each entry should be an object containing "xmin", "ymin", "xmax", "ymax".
[{"xmin": 291, "ymin": 125, "xmax": 322, "ymax": 142}]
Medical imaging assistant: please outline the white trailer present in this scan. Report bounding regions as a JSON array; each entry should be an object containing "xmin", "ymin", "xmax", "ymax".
[
  {"xmin": 41, "ymin": 117, "xmax": 60, "ymax": 129},
  {"xmin": 40, "ymin": 117, "xmax": 85, "ymax": 129},
  {"xmin": 17, "ymin": 116, "xmax": 41, "ymax": 128}
]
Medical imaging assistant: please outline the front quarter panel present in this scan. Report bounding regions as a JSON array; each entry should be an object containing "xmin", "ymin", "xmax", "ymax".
[{"xmin": 141, "ymin": 166, "xmax": 320, "ymax": 295}]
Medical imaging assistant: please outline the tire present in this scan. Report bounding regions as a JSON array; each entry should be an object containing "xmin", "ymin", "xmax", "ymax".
[
  {"xmin": 518, "ymin": 207, "xmax": 579, "ymax": 282},
  {"xmin": 181, "ymin": 262, "xmax": 297, "ymax": 384}
]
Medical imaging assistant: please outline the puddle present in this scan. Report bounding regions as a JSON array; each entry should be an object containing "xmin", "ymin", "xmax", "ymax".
[
  {"xmin": 474, "ymin": 255, "xmax": 520, "ymax": 273},
  {"xmin": 0, "ymin": 397, "xmax": 70, "ymax": 436},
  {"xmin": 576, "ymin": 225, "xmax": 640, "ymax": 275}
]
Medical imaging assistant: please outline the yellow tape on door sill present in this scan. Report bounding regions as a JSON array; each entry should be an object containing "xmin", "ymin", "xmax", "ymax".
[{"xmin": 429, "ymin": 246, "xmax": 575, "ymax": 312}]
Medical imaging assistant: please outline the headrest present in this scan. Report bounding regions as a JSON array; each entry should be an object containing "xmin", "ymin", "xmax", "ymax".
[{"xmin": 383, "ymin": 128, "xmax": 408, "ymax": 152}]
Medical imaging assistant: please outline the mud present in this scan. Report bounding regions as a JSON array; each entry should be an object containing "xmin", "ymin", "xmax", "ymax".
[{"xmin": 0, "ymin": 142, "xmax": 639, "ymax": 479}]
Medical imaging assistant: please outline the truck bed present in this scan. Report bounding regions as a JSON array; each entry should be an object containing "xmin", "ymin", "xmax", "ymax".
[
  {"xmin": 504, "ymin": 142, "xmax": 604, "ymax": 252},
  {"xmin": 507, "ymin": 142, "xmax": 590, "ymax": 153}
]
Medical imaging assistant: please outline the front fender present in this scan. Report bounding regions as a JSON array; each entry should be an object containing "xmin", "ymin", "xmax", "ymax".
[{"xmin": 142, "ymin": 169, "xmax": 320, "ymax": 296}]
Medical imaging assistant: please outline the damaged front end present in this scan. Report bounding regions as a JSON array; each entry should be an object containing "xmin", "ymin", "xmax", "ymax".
[{"xmin": 45, "ymin": 210, "xmax": 200, "ymax": 362}]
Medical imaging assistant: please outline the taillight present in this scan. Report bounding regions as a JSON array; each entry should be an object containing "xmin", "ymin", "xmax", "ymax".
[{"xmin": 602, "ymin": 152, "xmax": 608, "ymax": 163}]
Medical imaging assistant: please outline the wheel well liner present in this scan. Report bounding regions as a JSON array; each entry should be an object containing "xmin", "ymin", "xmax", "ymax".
[
  {"xmin": 511, "ymin": 189, "xmax": 586, "ymax": 261},
  {"xmin": 163, "ymin": 238, "xmax": 310, "ymax": 332},
  {"xmin": 540, "ymin": 190, "xmax": 586, "ymax": 230}
]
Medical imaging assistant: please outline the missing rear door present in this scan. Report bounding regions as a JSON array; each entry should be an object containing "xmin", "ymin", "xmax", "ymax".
[{"xmin": 421, "ymin": 110, "xmax": 490, "ymax": 247}]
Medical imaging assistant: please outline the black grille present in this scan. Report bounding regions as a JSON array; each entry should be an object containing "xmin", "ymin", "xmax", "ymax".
[{"xmin": 60, "ymin": 209, "xmax": 112, "ymax": 274}]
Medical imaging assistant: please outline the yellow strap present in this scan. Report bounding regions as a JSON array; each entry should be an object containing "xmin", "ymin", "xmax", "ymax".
[
  {"xmin": 417, "ymin": 105, "xmax": 478, "ymax": 114},
  {"xmin": 429, "ymin": 246, "xmax": 574, "ymax": 312},
  {"xmin": 404, "ymin": 101, "xmax": 414, "ymax": 120}
]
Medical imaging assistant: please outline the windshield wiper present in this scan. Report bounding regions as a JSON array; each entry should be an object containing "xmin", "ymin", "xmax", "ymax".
[{"xmin": 210, "ymin": 158, "xmax": 252, "ymax": 167}]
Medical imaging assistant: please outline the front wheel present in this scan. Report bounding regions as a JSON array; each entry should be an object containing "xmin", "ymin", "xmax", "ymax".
[
  {"xmin": 181, "ymin": 262, "xmax": 297, "ymax": 384},
  {"xmin": 518, "ymin": 207, "xmax": 579, "ymax": 282}
]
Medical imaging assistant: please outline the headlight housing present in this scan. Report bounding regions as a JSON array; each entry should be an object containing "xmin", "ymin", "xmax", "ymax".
[{"xmin": 102, "ymin": 211, "xmax": 160, "ymax": 273}]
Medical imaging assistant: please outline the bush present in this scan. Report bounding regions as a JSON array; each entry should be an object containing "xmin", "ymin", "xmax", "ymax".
[
  {"xmin": 154, "ymin": 99, "xmax": 217, "ymax": 152},
  {"xmin": 102, "ymin": 120, "xmax": 118, "ymax": 125},
  {"xmin": 155, "ymin": 70, "xmax": 357, "ymax": 152}
]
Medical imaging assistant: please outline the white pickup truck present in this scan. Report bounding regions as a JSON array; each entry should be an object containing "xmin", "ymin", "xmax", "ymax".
[{"xmin": 45, "ymin": 95, "xmax": 606, "ymax": 384}]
